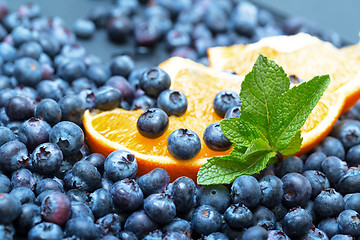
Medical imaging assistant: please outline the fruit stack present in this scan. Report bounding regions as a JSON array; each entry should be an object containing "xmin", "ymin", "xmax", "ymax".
[{"xmin": 0, "ymin": 1, "xmax": 359, "ymax": 240}]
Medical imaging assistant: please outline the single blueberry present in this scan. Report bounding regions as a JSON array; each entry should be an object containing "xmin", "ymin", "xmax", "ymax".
[
  {"xmin": 64, "ymin": 217, "xmax": 101, "ymax": 240},
  {"xmin": 111, "ymin": 178, "xmax": 144, "ymax": 213},
  {"xmin": 0, "ymin": 193, "xmax": 22, "ymax": 224},
  {"xmin": 73, "ymin": 18, "xmax": 96, "ymax": 39},
  {"xmin": 304, "ymin": 151, "xmax": 327, "ymax": 171},
  {"xmin": 277, "ymin": 156, "xmax": 303, "ymax": 177},
  {"xmin": 196, "ymin": 184, "xmax": 231, "ymax": 213},
  {"xmin": 213, "ymin": 90, "xmax": 241, "ymax": 118},
  {"xmin": 88, "ymin": 188, "xmax": 113, "ymax": 219},
  {"xmin": 28, "ymin": 222, "xmax": 64, "ymax": 240},
  {"xmin": 241, "ymin": 225, "xmax": 267, "ymax": 240},
  {"xmin": 10, "ymin": 187, "xmax": 35, "ymax": 204},
  {"xmin": 337, "ymin": 167, "xmax": 360, "ymax": 194},
  {"xmin": 321, "ymin": 156, "xmax": 348, "ymax": 185},
  {"xmin": 302, "ymin": 170, "xmax": 331, "ymax": 199},
  {"xmin": 40, "ymin": 191, "xmax": 71, "ymax": 226},
  {"xmin": 35, "ymin": 98, "xmax": 62, "ymax": 126},
  {"xmin": 137, "ymin": 108, "xmax": 169, "ymax": 139},
  {"xmin": 282, "ymin": 207, "xmax": 312, "ymax": 238},
  {"xmin": 124, "ymin": 210, "xmax": 159, "ymax": 239},
  {"xmin": 224, "ymin": 203, "xmax": 253, "ymax": 229},
  {"xmin": 95, "ymin": 86, "xmax": 122, "ymax": 111},
  {"xmin": 231, "ymin": 175, "xmax": 261, "ymax": 208},
  {"xmin": 316, "ymin": 136, "xmax": 345, "ymax": 160},
  {"xmin": 281, "ymin": 173, "xmax": 312, "ymax": 208},
  {"xmin": 337, "ymin": 210, "xmax": 360, "ymax": 236},
  {"xmin": 96, "ymin": 213, "xmax": 122, "ymax": 237},
  {"xmin": 138, "ymin": 168, "xmax": 170, "ymax": 197},
  {"xmin": 169, "ymin": 176, "xmax": 196, "ymax": 213},
  {"xmin": 203, "ymin": 122, "xmax": 232, "ymax": 151},
  {"xmin": 104, "ymin": 150, "xmax": 138, "ymax": 182},
  {"xmin": 259, "ymin": 175, "xmax": 284, "ymax": 208},
  {"xmin": 139, "ymin": 67, "xmax": 171, "ymax": 98},
  {"xmin": 345, "ymin": 144, "xmax": 360, "ymax": 167},
  {"xmin": 0, "ymin": 140, "xmax": 29, "ymax": 173},
  {"xmin": 167, "ymin": 128, "xmax": 201, "ymax": 160},
  {"xmin": 144, "ymin": 193, "xmax": 176, "ymax": 224},
  {"xmin": 157, "ymin": 89, "xmax": 187, "ymax": 117},
  {"xmin": 13, "ymin": 57, "xmax": 42, "ymax": 87},
  {"xmin": 314, "ymin": 188, "xmax": 345, "ymax": 218},
  {"xmin": 191, "ymin": 204, "xmax": 222, "ymax": 236},
  {"xmin": 318, "ymin": 217, "xmax": 340, "ymax": 239}
]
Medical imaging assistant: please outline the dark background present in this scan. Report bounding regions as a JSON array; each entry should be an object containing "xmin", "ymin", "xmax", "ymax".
[{"xmin": 4, "ymin": 0, "xmax": 360, "ymax": 65}]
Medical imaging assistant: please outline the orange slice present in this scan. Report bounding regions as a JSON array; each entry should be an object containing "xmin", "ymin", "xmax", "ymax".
[{"xmin": 83, "ymin": 57, "xmax": 243, "ymax": 181}]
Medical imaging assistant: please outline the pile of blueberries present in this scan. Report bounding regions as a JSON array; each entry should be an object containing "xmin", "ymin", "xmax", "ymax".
[{"xmin": 0, "ymin": 0, "xmax": 358, "ymax": 240}]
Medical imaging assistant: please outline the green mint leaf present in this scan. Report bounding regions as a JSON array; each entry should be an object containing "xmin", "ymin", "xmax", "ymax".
[
  {"xmin": 279, "ymin": 130, "xmax": 302, "ymax": 155},
  {"xmin": 197, "ymin": 138, "xmax": 276, "ymax": 185},
  {"xmin": 269, "ymin": 75, "xmax": 330, "ymax": 151},
  {"xmin": 240, "ymin": 54, "xmax": 289, "ymax": 139}
]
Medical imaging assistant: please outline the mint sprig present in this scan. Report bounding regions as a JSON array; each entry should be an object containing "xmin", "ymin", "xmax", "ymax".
[{"xmin": 197, "ymin": 54, "xmax": 330, "ymax": 185}]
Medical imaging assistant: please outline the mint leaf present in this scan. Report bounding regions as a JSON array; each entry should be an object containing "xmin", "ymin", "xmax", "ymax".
[
  {"xmin": 279, "ymin": 130, "xmax": 302, "ymax": 156},
  {"xmin": 269, "ymin": 75, "xmax": 330, "ymax": 151},
  {"xmin": 197, "ymin": 138, "xmax": 276, "ymax": 185},
  {"xmin": 240, "ymin": 54, "xmax": 289, "ymax": 139}
]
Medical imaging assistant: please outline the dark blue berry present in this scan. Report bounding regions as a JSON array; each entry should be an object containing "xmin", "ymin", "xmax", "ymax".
[
  {"xmin": 104, "ymin": 150, "xmax": 137, "ymax": 182},
  {"xmin": 281, "ymin": 173, "xmax": 312, "ymax": 208},
  {"xmin": 345, "ymin": 144, "xmax": 360, "ymax": 167},
  {"xmin": 224, "ymin": 203, "xmax": 252, "ymax": 229},
  {"xmin": 304, "ymin": 151, "xmax": 327, "ymax": 171},
  {"xmin": 84, "ymin": 153, "xmax": 105, "ymax": 174},
  {"xmin": 213, "ymin": 90, "xmax": 241, "ymax": 118},
  {"xmin": 131, "ymin": 94, "xmax": 157, "ymax": 110},
  {"xmin": 169, "ymin": 176, "xmax": 196, "ymax": 213},
  {"xmin": 107, "ymin": 16, "xmax": 132, "ymax": 43},
  {"xmin": 41, "ymin": 191, "xmax": 71, "ymax": 226},
  {"xmin": 95, "ymin": 86, "xmax": 122, "ymax": 111},
  {"xmin": 139, "ymin": 67, "xmax": 171, "ymax": 98},
  {"xmin": 301, "ymin": 228, "xmax": 329, "ymax": 240},
  {"xmin": 110, "ymin": 55, "xmax": 134, "ymax": 78},
  {"xmin": 259, "ymin": 175, "xmax": 284, "ymax": 208},
  {"xmin": 191, "ymin": 204, "xmax": 222, "ymax": 236},
  {"xmin": 58, "ymin": 95, "xmax": 86, "ymax": 123},
  {"xmin": 124, "ymin": 210, "xmax": 159, "ymax": 239},
  {"xmin": 0, "ymin": 126, "xmax": 15, "ymax": 147},
  {"xmin": 318, "ymin": 218, "xmax": 340, "ymax": 239},
  {"xmin": 241, "ymin": 225, "xmax": 267, "ymax": 240},
  {"xmin": 11, "ymin": 168, "xmax": 36, "ymax": 190},
  {"xmin": 157, "ymin": 89, "xmax": 187, "ymax": 117},
  {"xmin": 106, "ymin": 76, "xmax": 135, "ymax": 103},
  {"xmin": 232, "ymin": 2, "xmax": 258, "ymax": 37},
  {"xmin": 65, "ymin": 160, "xmax": 102, "ymax": 192},
  {"xmin": 303, "ymin": 170, "xmax": 330, "ymax": 199},
  {"xmin": 282, "ymin": 207, "xmax": 312, "ymax": 238},
  {"xmin": 35, "ymin": 178, "xmax": 64, "ymax": 196},
  {"xmin": 197, "ymin": 184, "xmax": 230, "ymax": 213},
  {"xmin": 10, "ymin": 187, "xmax": 35, "ymax": 204},
  {"xmin": 35, "ymin": 98, "xmax": 62, "ymax": 126},
  {"xmin": 167, "ymin": 128, "xmax": 201, "ymax": 160},
  {"xmin": 267, "ymin": 230, "xmax": 291, "ymax": 240},
  {"xmin": 66, "ymin": 189, "xmax": 88, "ymax": 203},
  {"xmin": 28, "ymin": 222, "xmax": 64, "ymax": 240},
  {"xmin": 0, "ymin": 173, "xmax": 10, "ymax": 193},
  {"xmin": 314, "ymin": 188, "xmax": 345, "ymax": 218},
  {"xmin": 36, "ymin": 80, "xmax": 67, "ymax": 102},
  {"xmin": 144, "ymin": 193, "xmax": 176, "ymax": 224},
  {"xmin": 138, "ymin": 168, "xmax": 170, "ymax": 197},
  {"xmin": 331, "ymin": 234, "xmax": 353, "ymax": 240},
  {"xmin": 49, "ymin": 121, "xmax": 84, "ymax": 156},
  {"xmin": 252, "ymin": 206, "xmax": 276, "ymax": 229},
  {"xmin": 117, "ymin": 230, "xmax": 138, "ymax": 240},
  {"xmin": 13, "ymin": 57, "xmax": 42, "ymax": 87},
  {"xmin": 58, "ymin": 59, "xmax": 86, "ymax": 83},
  {"xmin": 231, "ymin": 175, "xmax": 261, "ymax": 208},
  {"xmin": 88, "ymin": 188, "xmax": 113, "ymax": 219},
  {"xmin": 0, "ymin": 193, "xmax": 21, "ymax": 224},
  {"xmin": 0, "ymin": 140, "xmax": 29, "ymax": 173},
  {"xmin": 5, "ymin": 95, "xmax": 34, "ymax": 121},
  {"xmin": 331, "ymin": 120, "xmax": 360, "ymax": 150},
  {"xmin": 111, "ymin": 179, "xmax": 144, "ymax": 213},
  {"xmin": 70, "ymin": 201, "xmax": 94, "ymax": 221},
  {"xmin": 316, "ymin": 136, "xmax": 345, "ymax": 160},
  {"xmin": 65, "ymin": 217, "xmax": 101, "ymax": 240},
  {"xmin": 73, "ymin": 19, "xmax": 95, "ymax": 39},
  {"xmin": 137, "ymin": 108, "xmax": 169, "ymax": 139},
  {"xmin": 337, "ymin": 210, "xmax": 360, "ymax": 236},
  {"xmin": 19, "ymin": 41, "xmax": 43, "ymax": 60},
  {"xmin": 344, "ymin": 193, "xmax": 360, "ymax": 213},
  {"xmin": 15, "ymin": 203, "xmax": 42, "ymax": 236},
  {"xmin": 270, "ymin": 203, "xmax": 287, "ymax": 221},
  {"xmin": 162, "ymin": 218, "xmax": 191, "ymax": 233},
  {"xmin": 337, "ymin": 167, "xmax": 360, "ymax": 194},
  {"xmin": 224, "ymin": 106, "xmax": 241, "ymax": 119},
  {"xmin": 321, "ymin": 156, "xmax": 348, "ymax": 185},
  {"xmin": 96, "ymin": 213, "xmax": 122, "ymax": 237},
  {"xmin": 203, "ymin": 122, "xmax": 232, "ymax": 151},
  {"xmin": 278, "ymin": 156, "xmax": 303, "ymax": 177},
  {"xmin": 19, "ymin": 117, "xmax": 51, "ymax": 152},
  {"xmin": 86, "ymin": 64, "xmax": 110, "ymax": 87}
]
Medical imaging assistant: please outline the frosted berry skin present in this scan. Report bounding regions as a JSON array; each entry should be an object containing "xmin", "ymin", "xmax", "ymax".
[
  {"xmin": 104, "ymin": 150, "xmax": 138, "ymax": 182},
  {"xmin": 203, "ymin": 122, "xmax": 232, "ymax": 151},
  {"xmin": 167, "ymin": 128, "xmax": 201, "ymax": 160},
  {"xmin": 139, "ymin": 67, "xmax": 171, "ymax": 98},
  {"xmin": 157, "ymin": 89, "xmax": 188, "ymax": 117},
  {"xmin": 40, "ymin": 191, "xmax": 71, "ymax": 226},
  {"xmin": 137, "ymin": 108, "xmax": 169, "ymax": 139},
  {"xmin": 213, "ymin": 90, "xmax": 241, "ymax": 118}
]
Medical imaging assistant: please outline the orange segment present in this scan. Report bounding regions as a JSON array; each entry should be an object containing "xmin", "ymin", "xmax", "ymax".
[
  {"xmin": 208, "ymin": 33, "xmax": 352, "ymax": 155},
  {"xmin": 83, "ymin": 58, "xmax": 243, "ymax": 181}
]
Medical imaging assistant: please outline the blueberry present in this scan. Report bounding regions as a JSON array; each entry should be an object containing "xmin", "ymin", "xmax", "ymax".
[
  {"xmin": 110, "ymin": 55, "xmax": 134, "ymax": 78},
  {"xmin": 134, "ymin": 21, "xmax": 161, "ymax": 47},
  {"xmin": 197, "ymin": 184, "xmax": 231, "ymax": 213},
  {"xmin": 331, "ymin": 120, "xmax": 360, "ymax": 150},
  {"xmin": 303, "ymin": 170, "xmax": 331, "ymax": 199},
  {"xmin": 58, "ymin": 59, "xmax": 86, "ymax": 83},
  {"xmin": 111, "ymin": 179, "xmax": 144, "ymax": 212},
  {"xmin": 223, "ymin": 203, "xmax": 252, "ymax": 229},
  {"xmin": 58, "ymin": 95, "xmax": 86, "ymax": 123},
  {"xmin": 28, "ymin": 222, "xmax": 64, "ymax": 240},
  {"xmin": 106, "ymin": 76, "xmax": 136, "ymax": 103},
  {"xmin": 13, "ymin": 57, "xmax": 42, "ymax": 87},
  {"xmin": 252, "ymin": 206, "xmax": 276, "ymax": 229},
  {"xmin": 157, "ymin": 89, "xmax": 187, "ymax": 117},
  {"xmin": 65, "ymin": 160, "xmax": 102, "ymax": 192},
  {"xmin": 15, "ymin": 203, "xmax": 41, "ymax": 236},
  {"xmin": 239, "ymin": 225, "xmax": 266, "ymax": 240},
  {"xmin": 49, "ymin": 121, "xmax": 84, "ymax": 156},
  {"xmin": 0, "ymin": 193, "xmax": 21, "ymax": 224},
  {"xmin": 345, "ymin": 144, "xmax": 360, "ymax": 167},
  {"xmin": 89, "ymin": 188, "xmax": 113, "ymax": 219},
  {"xmin": 321, "ymin": 156, "xmax": 348, "ymax": 185},
  {"xmin": 86, "ymin": 64, "xmax": 110, "ymax": 87},
  {"xmin": 337, "ymin": 210, "xmax": 360, "ymax": 236},
  {"xmin": 94, "ymin": 86, "xmax": 122, "ymax": 111},
  {"xmin": 203, "ymin": 122, "xmax": 232, "ymax": 151},
  {"xmin": 36, "ymin": 80, "xmax": 66, "ymax": 102},
  {"xmin": 162, "ymin": 218, "xmax": 191, "ymax": 233},
  {"xmin": 213, "ymin": 90, "xmax": 241, "ymax": 118},
  {"xmin": 344, "ymin": 193, "xmax": 360, "ymax": 213},
  {"xmin": 337, "ymin": 167, "xmax": 360, "ymax": 194},
  {"xmin": 278, "ymin": 156, "xmax": 303, "ymax": 177},
  {"xmin": 70, "ymin": 201, "xmax": 94, "ymax": 221},
  {"xmin": 124, "ymin": 210, "xmax": 159, "ymax": 239},
  {"xmin": 66, "ymin": 189, "xmax": 88, "ymax": 203},
  {"xmin": 191, "ymin": 205, "xmax": 222, "ymax": 236},
  {"xmin": 35, "ymin": 178, "xmax": 64, "ymax": 196},
  {"xmin": 301, "ymin": 228, "xmax": 329, "ymax": 240},
  {"xmin": 224, "ymin": 106, "xmax": 241, "ymax": 119},
  {"xmin": 165, "ymin": 29, "xmax": 191, "ymax": 50},
  {"xmin": 304, "ymin": 151, "xmax": 327, "ymax": 171},
  {"xmin": 10, "ymin": 186, "xmax": 35, "ymax": 204},
  {"xmin": 259, "ymin": 175, "xmax": 284, "ymax": 208},
  {"xmin": 41, "ymin": 191, "xmax": 71, "ymax": 226},
  {"xmin": 131, "ymin": 94, "xmax": 156, "ymax": 110},
  {"xmin": 35, "ymin": 99, "xmax": 62, "ymax": 126},
  {"xmin": 0, "ymin": 140, "xmax": 29, "ymax": 173},
  {"xmin": 5, "ymin": 95, "xmax": 34, "ymax": 121},
  {"xmin": 143, "ymin": 229, "xmax": 162, "ymax": 240},
  {"xmin": 88, "ymin": 6, "xmax": 109, "ymax": 28},
  {"xmin": 0, "ymin": 42, "xmax": 17, "ymax": 62},
  {"xmin": 282, "ymin": 207, "xmax": 312, "ymax": 238},
  {"xmin": 19, "ymin": 41, "xmax": 43, "ymax": 60},
  {"xmin": 73, "ymin": 19, "xmax": 96, "ymax": 39},
  {"xmin": 330, "ymin": 234, "xmax": 353, "ymax": 240},
  {"xmin": 169, "ymin": 176, "xmax": 196, "ymax": 213},
  {"xmin": 138, "ymin": 168, "xmax": 170, "ymax": 197},
  {"xmin": 96, "ymin": 213, "xmax": 122, "ymax": 236},
  {"xmin": 267, "ymin": 230, "xmax": 291, "ymax": 240},
  {"xmin": 84, "ymin": 153, "xmax": 105, "ymax": 174},
  {"xmin": 0, "ymin": 173, "xmax": 10, "ymax": 193},
  {"xmin": 318, "ymin": 218, "xmax": 340, "ymax": 239},
  {"xmin": 65, "ymin": 217, "xmax": 101, "ymax": 240},
  {"xmin": 139, "ymin": 67, "xmax": 171, "ymax": 98},
  {"xmin": 314, "ymin": 188, "xmax": 345, "ymax": 218},
  {"xmin": 231, "ymin": 175, "xmax": 261, "ymax": 208},
  {"xmin": 202, "ymin": 232, "xmax": 228, "ymax": 240},
  {"xmin": 232, "ymin": 1, "xmax": 258, "ymax": 38},
  {"xmin": 137, "ymin": 108, "xmax": 169, "ymax": 139},
  {"xmin": 11, "ymin": 25, "xmax": 32, "ymax": 47},
  {"xmin": 270, "ymin": 203, "xmax": 287, "ymax": 221},
  {"xmin": 316, "ymin": 136, "xmax": 345, "ymax": 160},
  {"xmin": 144, "ymin": 193, "xmax": 176, "ymax": 224},
  {"xmin": 38, "ymin": 34, "xmax": 61, "ymax": 58},
  {"xmin": 18, "ymin": 117, "xmax": 51, "ymax": 152},
  {"xmin": 0, "ymin": 126, "xmax": 16, "ymax": 147},
  {"xmin": 107, "ymin": 16, "xmax": 132, "ymax": 43},
  {"xmin": 104, "ymin": 150, "xmax": 138, "ymax": 182},
  {"xmin": 281, "ymin": 172, "xmax": 312, "ymax": 208},
  {"xmin": 11, "ymin": 168, "xmax": 36, "ymax": 191},
  {"xmin": 167, "ymin": 128, "xmax": 201, "ymax": 160}
]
